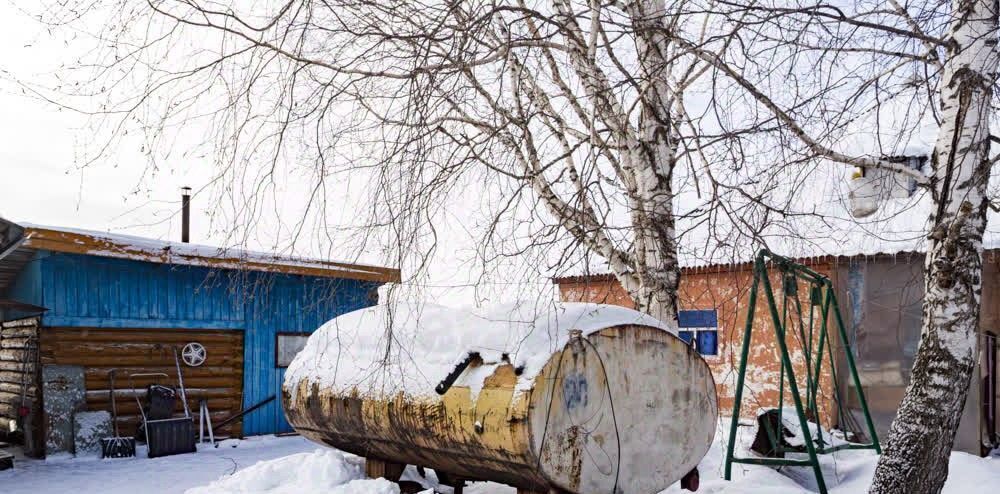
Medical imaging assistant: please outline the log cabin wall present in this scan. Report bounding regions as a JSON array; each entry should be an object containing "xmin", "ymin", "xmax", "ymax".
[
  {"xmin": 39, "ymin": 327, "xmax": 244, "ymax": 437},
  {"xmin": 0, "ymin": 317, "xmax": 41, "ymax": 455}
]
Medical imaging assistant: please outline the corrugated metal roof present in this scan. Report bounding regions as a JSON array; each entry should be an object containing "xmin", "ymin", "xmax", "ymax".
[{"xmin": 551, "ymin": 249, "xmax": 948, "ymax": 285}]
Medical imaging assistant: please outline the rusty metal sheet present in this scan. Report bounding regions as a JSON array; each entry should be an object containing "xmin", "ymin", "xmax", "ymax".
[{"xmin": 42, "ymin": 365, "xmax": 86, "ymax": 455}]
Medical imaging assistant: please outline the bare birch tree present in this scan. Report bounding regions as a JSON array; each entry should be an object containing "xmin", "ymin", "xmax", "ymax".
[
  {"xmin": 682, "ymin": 1, "xmax": 999, "ymax": 492},
  {"xmin": 21, "ymin": 0, "xmax": 1000, "ymax": 492},
  {"xmin": 32, "ymin": 0, "xmax": 750, "ymax": 326}
]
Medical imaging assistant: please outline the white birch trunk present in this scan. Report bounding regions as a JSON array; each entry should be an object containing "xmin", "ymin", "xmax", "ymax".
[
  {"xmin": 617, "ymin": 0, "xmax": 681, "ymax": 327},
  {"xmin": 870, "ymin": 1, "xmax": 998, "ymax": 492}
]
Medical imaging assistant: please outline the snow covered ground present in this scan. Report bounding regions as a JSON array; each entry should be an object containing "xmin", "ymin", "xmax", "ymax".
[
  {"xmin": 1, "ymin": 420, "xmax": 997, "ymax": 493},
  {"xmin": 0, "ymin": 435, "xmax": 320, "ymax": 494}
]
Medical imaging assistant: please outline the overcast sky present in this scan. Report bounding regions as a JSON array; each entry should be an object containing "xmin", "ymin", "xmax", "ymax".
[
  {"xmin": 0, "ymin": 3, "xmax": 537, "ymax": 307},
  {"xmin": 6, "ymin": 2, "xmax": 997, "ymax": 311},
  {"xmin": 0, "ymin": 3, "xmax": 216, "ymax": 239}
]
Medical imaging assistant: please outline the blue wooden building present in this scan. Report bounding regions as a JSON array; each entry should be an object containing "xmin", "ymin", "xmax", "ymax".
[{"xmin": 0, "ymin": 219, "xmax": 398, "ymax": 455}]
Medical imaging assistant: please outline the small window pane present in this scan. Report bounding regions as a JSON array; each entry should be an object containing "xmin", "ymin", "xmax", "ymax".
[
  {"xmin": 678, "ymin": 310, "xmax": 718, "ymax": 328},
  {"xmin": 276, "ymin": 333, "xmax": 310, "ymax": 367},
  {"xmin": 678, "ymin": 330, "xmax": 694, "ymax": 344},
  {"xmin": 697, "ymin": 330, "xmax": 718, "ymax": 356}
]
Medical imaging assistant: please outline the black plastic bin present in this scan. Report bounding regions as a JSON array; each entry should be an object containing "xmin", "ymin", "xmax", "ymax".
[
  {"xmin": 146, "ymin": 385, "xmax": 177, "ymax": 420},
  {"xmin": 146, "ymin": 417, "xmax": 196, "ymax": 458}
]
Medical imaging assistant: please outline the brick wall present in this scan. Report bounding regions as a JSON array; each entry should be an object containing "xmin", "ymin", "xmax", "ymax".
[{"xmin": 556, "ymin": 264, "xmax": 839, "ymax": 425}]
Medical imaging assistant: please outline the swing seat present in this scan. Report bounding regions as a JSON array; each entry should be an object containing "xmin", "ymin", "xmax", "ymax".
[{"xmin": 751, "ymin": 408, "xmax": 798, "ymax": 457}]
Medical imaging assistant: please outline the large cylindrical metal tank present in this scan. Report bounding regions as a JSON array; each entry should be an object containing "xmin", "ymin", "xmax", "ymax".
[{"xmin": 283, "ymin": 303, "xmax": 717, "ymax": 493}]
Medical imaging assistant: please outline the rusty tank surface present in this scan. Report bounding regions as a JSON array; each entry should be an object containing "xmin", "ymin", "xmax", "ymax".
[{"xmin": 283, "ymin": 303, "xmax": 717, "ymax": 494}]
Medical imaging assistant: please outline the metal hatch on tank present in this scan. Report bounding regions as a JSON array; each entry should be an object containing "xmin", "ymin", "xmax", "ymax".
[{"xmin": 282, "ymin": 302, "xmax": 718, "ymax": 494}]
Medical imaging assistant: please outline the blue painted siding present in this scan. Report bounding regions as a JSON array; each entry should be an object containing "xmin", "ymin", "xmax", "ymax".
[
  {"xmin": 6, "ymin": 251, "xmax": 381, "ymax": 435},
  {"xmin": 38, "ymin": 253, "xmax": 245, "ymax": 329},
  {"xmin": 241, "ymin": 273, "xmax": 376, "ymax": 434},
  {"xmin": 6, "ymin": 251, "xmax": 43, "ymax": 307}
]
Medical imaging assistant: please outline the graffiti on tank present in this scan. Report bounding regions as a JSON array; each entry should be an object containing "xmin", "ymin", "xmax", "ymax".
[{"xmin": 562, "ymin": 372, "xmax": 589, "ymax": 410}]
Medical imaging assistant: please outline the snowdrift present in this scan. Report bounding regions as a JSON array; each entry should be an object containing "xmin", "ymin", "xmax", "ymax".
[{"xmin": 185, "ymin": 449, "xmax": 397, "ymax": 494}]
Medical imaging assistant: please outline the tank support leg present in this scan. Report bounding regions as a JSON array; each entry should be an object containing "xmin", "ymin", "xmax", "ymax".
[
  {"xmin": 435, "ymin": 471, "xmax": 468, "ymax": 494},
  {"xmin": 364, "ymin": 457, "xmax": 405, "ymax": 481}
]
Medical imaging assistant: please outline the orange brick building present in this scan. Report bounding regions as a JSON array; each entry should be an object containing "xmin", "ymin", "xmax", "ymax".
[
  {"xmin": 554, "ymin": 261, "xmax": 840, "ymax": 427},
  {"xmin": 553, "ymin": 252, "xmax": 998, "ymax": 455}
]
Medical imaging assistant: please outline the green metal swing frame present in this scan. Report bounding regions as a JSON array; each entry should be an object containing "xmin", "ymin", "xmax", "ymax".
[{"xmin": 723, "ymin": 249, "xmax": 881, "ymax": 494}]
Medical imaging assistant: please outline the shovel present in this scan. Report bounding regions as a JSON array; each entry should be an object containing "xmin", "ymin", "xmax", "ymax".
[{"xmin": 100, "ymin": 369, "xmax": 136, "ymax": 458}]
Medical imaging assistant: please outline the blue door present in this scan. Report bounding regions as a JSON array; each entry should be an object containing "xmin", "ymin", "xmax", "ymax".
[{"xmin": 241, "ymin": 274, "xmax": 376, "ymax": 435}]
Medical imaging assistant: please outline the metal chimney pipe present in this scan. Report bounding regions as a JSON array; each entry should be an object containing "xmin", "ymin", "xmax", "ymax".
[{"xmin": 181, "ymin": 186, "xmax": 191, "ymax": 243}]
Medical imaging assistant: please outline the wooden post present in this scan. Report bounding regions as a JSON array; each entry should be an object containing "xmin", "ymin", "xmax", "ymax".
[{"xmin": 364, "ymin": 457, "xmax": 405, "ymax": 481}]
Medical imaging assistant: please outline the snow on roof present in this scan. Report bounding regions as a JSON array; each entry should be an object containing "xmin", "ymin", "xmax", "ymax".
[
  {"xmin": 16, "ymin": 222, "xmax": 400, "ymax": 283},
  {"xmin": 283, "ymin": 301, "xmax": 673, "ymax": 400},
  {"xmin": 556, "ymin": 191, "xmax": 1000, "ymax": 280},
  {"xmin": 735, "ymin": 194, "xmax": 1000, "ymax": 262}
]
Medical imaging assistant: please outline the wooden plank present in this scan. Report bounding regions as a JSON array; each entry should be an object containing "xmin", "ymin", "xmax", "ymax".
[
  {"xmin": 43, "ymin": 348, "xmax": 242, "ymax": 365},
  {"xmin": 0, "ymin": 374, "xmax": 34, "ymax": 386},
  {"xmin": 0, "ymin": 343, "xmax": 32, "ymax": 353},
  {"xmin": 0, "ymin": 360, "xmax": 33, "ymax": 371},
  {"xmin": 0, "ymin": 382, "xmax": 36, "ymax": 397},
  {"xmin": 41, "ymin": 317, "xmax": 245, "ymax": 331},
  {"xmin": 86, "ymin": 381, "xmax": 239, "ymax": 397},
  {"xmin": 0, "ymin": 345, "xmax": 32, "ymax": 354},
  {"xmin": 86, "ymin": 381, "xmax": 240, "ymax": 394},
  {"xmin": 0, "ymin": 349, "xmax": 33, "ymax": 361},
  {"xmin": 90, "ymin": 398, "xmax": 238, "ymax": 416},
  {"xmin": 0, "ymin": 334, "xmax": 38, "ymax": 342},
  {"xmin": 0, "ymin": 388, "xmax": 36, "ymax": 401},
  {"xmin": 1, "ymin": 319, "xmax": 39, "ymax": 329},
  {"xmin": 43, "ymin": 340, "xmax": 241, "ymax": 359},
  {"xmin": 0, "ymin": 326, "xmax": 38, "ymax": 338},
  {"xmin": 87, "ymin": 387, "xmax": 236, "ymax": 402},
  {"xmin": 84, "ymin": 366, "xmax": 239, "ymax": 381},
  {"xmin": 0, "ymin": 361, "xmax": 33, "ymax": 373},
  {"xmin": 0, "ymin": 328, "xmax": 34, "ymax": 336},
  {"xmin": 0, "ymin": 401, "xmax": 30, "ymax": 416},
  {"xmin": 42, "ymin": 328, "xmax": 243, "ymax": 344},
  {"xmin": 42, "ymin": 356, "xmax": 240, "ymax": 367},
  {"xmin": 0, "ymin": 329, "xmax": 34, "ymax": 340}
]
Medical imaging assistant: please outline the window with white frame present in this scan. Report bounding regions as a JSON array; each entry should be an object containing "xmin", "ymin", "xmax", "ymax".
[{"xmin": 677, "ymin": 309, "xmax": 719, "ymax": 356}]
